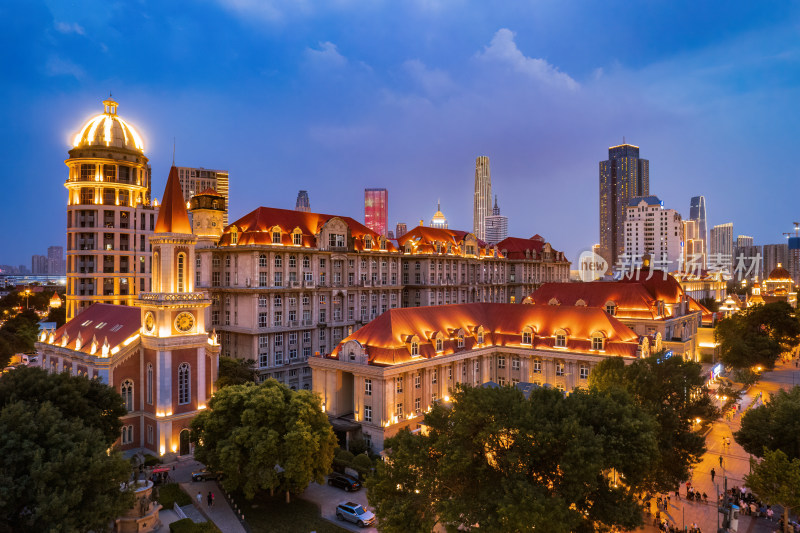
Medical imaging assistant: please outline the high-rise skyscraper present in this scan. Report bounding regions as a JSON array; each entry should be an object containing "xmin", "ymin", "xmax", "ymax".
[
  {"xmin": 396, "ymin": 222, "xmax": 407, "ymax": 238},
  {"xmin": 623, "ymin": 196, "xmax": 683, "ymax": 268},
  {"xmin": 295, "ymin": 190, "xmax": 311, "ymax": 212},
  {"xmin": 689, "ymin": 196, "xmax": 708, "ymax": 267},
  {"xmin": 364, "ymin": 188, "xmax": 388, "ymax": 237},
  {"xmin": 175, "ymin": 166, "xmax": 229, "ymax": 226},
  {"xmin": 47, "ymin": 246, "xmax": 65, "ymax": 275},
  {"xmin": 682, "ymin": 219, "xmax": 705, "ymax": 272},
  {"xmin": 473, "ymin": 156, "xmax": 492, "ymax": 241},
  {"xmin": 599, "ymin": 143, "xmax": 649, "ymax": 267},
  {"xmin": 736, "ymin": 235, "xmax": 754, "ymax": 249},
  {"xmin": 65, "ymin": 97, "xmax": 156, "ymax": 320},
  {"xmin": 484, "ymin": 196, "xmax": 508, "ymax": 244},
  {"xmin": 710, "ymin": 223, "xmax": 734, "ymax": 259},
  {"xmin": 32, "ymin": 255, "xmax": 48, "ymax": 274}
]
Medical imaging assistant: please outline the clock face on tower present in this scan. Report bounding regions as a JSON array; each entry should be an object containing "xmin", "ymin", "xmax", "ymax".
[
  {"xmin": 144, "ymin": 312, "xmax": 155, "ymax": 334},
  {"xmin": 174, "ymin": 312, "xmax": 195, "ymax": 333}
]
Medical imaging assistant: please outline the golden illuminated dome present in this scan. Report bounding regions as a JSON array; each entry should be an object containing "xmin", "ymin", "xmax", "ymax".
[
  {"xmin": 72, "ymin": 97, "xmax": 144, "ymax": 152},
  {"xmin": 767, "ymin": 263, "xmax": 792, "ymax": 281}
]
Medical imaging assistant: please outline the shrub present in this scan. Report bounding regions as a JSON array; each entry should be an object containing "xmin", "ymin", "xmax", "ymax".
[
  {"xmin": 157, "ymin": 483, "xmax": 192, "ymax": 509},
  {"xmin": 348, "ymin": 435, "xmax": 371, "ymax": 456},
  {"xmin": 144, "ymin": 454, "xmax": 160, "ymax": 467},
  {"xmin": 169, "ymin": 518, "xmax": 222, "ymax": 533},
  {"xmin": 351, "ymin": 453, "xmax": 372, "ymax": 476}
]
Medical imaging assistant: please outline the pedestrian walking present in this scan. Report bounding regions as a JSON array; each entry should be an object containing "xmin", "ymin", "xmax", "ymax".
[
  {"xmin": 196, "ymin": 492, "xmax": 202, "ymax": 505},
  {"xmin": 207, "ymin": 491, "xmax": 213, "ymax": 507},
  {"xmin": 711, "ymin": 467, "xmax": 716, "ymax": 482},
  {"xmin": 719, "ymin": 455, "xmax": 723, "ymax": 467}
]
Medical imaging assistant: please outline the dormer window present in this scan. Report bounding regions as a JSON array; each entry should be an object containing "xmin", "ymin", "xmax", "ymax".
[
  {"xmin": 522, "ymin": 330, "xmax": 532, "ymax": 345},
  {"xmin": 605, "ymin": 301, "xmax": 617, "ymax": 316},
  {"xmin": 230, "ymin": 227, "xmax": 238, "ymax": 245},
  {"xmin": 435, "ymin": 338, "xmax": 443, "ymax": 352},
  {"xmin": 548, "ymin": 298, "xmax": 560, "ymax": 306},
  {"xmin": 411, "ymin": 341, "xmax": 419, "ymax": 356},
  {"xmin": 293, "ymin": 231, "xmax": 302, "ymax": 246},
  {"xmin": 272, "ymin": 229, "xmax": 281, "ymax": 244},
  {"xmin": 477, "ymin": 331, "xmax": 484, "ymax": 344},
  {"xmin": 554, "ymin": 329, "xmax": 567, "ymax": 348},
  {"xmin": 591, "ymin": 331, "xmax": 606, "ymax": 351},
  {"xmin": 364, "ymin": 236, "xmax": 372, "ymax": 250},
  {"xmin": 457, "ymin": 333, "xmax": 464, "ymax": 348}
]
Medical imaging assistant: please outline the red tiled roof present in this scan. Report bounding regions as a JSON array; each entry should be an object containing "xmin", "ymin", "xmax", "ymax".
[
  {"xmin": 48, "ymin": 304, "xmax": 141, "ymax": 355},
  {"xmin": 154, "ymin": 166, "xmax": 192, "ymax": 234},
  {"xmin": 397, "ymin": 226, "xmax": 499, "ymax": 258},
  {"xmin": 218, "ymin": 206, "xmax": 397, "ymax": 251},
  {"xmin": 332, "ymin": 302, "xmax": 641, "ymax": 365}
]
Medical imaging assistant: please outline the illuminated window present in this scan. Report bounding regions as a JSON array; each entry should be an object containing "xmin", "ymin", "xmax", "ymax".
[
  {"xmin": 415, "ymin": 398, "xmax": 421, "ymax": 413},
  {"xmin": 121, "ymin": 379, "xmax": 133, "ymax": 411},
  {"xmin": 411, "ymin": 342, "xmax": 419, "ymax": 356},
  {"xmin": 591, "ymin": 334, "xmax": 605, "ymax": 351},
  {"xmin": 533, "ymin": 359, "xmax": 542, "ymax": 374},
  {"xmin": 396, "ymin": 403, "xmax": 403, "ymax": 417},
  {"xmin": 555, "ymin": 333, "xmax": 567, "ymax": 347},
  {"xmin": 178, "ymin": 363, "xmax": 191, "ymax": 405},
  {"xmin": 177, "ymin": 253, "xmax": 186, "ymax": 292},
  {"xmin": 522, "ymin": 331, "xmax": 532, "ymax": 345},
  {"xmin": 395, "ymin": 376, "xmax": 403, "ymax": 393},
  {"xmin": 435, "ymin": 338, "xmax": 443, "ymax": 352},
  {"xmin": 555, "ymin": 361, "xmax": 565, "ymax": 376}
]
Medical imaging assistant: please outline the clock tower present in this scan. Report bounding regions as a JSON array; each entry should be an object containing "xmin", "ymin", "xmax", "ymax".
[{"xmin": 136, "ymin": 165, "xmax": 219, "ymax": 457}]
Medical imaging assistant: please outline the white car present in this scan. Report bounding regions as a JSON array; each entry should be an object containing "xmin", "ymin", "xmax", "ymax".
[{"xmin": 336, "ymin": 501, "xmax": 375, "ymax": 528}]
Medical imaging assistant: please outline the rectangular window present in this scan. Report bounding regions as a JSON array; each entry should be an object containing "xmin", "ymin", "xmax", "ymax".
[
  {"xmin": 432, "ymin": 369, "xmax": 438, "ymax": 384},
  {"xmin": 580, "ymin": 364, "xmax": 589, "ymax": 380},
  {"xmin": 556, "ymin": 362, "xmax": 565, "ymax": 376},
  {"xmin": 274, "ymin": 334, "xmax": 283, "ymax": 347},
  {"xmin": 533, "ymin": 360, "xmax": 542, "ymax": 374},
  {"xmin": 259, "ymin": 352, "xmax": 269, "ymax": 368},
  {"xmin": 512, "ymin": 356, "xmax": 520, "ymax": 371},
  {"xmin": 258, "ymin": 313, "xmax": 268, "ymax": 328},
  {"xmin": 275, "ymin": 351, "xmax": 283, "ymax": 365},
  {"xmin": 396, "ymin": 403, "xmax": 403, "ymax": 417},
  {"xmin": 414, "ymin": 374, "xmax": 421, "ymax": 389},
  {"xmin": 414, "ymin": 397, "xmax": 421, "ymax": 413},
  {"xmin": 395, "ymin": 376, "xmax": 403, "ymax": 393},
  {"xmin": 498, "ymin": 355, "xmax": 506, "ymax": 369},
  {"xmin": 364, "ymin": 405, "xmax": 372, "ymax": 422},
  {"xmin": 365, "ymin": 379, "xmax": 372, "ymax": 396}
]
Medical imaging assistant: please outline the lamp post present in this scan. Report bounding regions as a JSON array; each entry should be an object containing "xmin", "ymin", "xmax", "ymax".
[{"xmin": 24, "ymin": 289, "xmax": 30, "ymax": 310}]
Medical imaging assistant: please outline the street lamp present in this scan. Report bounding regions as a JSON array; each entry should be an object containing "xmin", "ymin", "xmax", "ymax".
[{"xmin": 23, "ymin": 289, "xmax": 30, "ymax": 310}]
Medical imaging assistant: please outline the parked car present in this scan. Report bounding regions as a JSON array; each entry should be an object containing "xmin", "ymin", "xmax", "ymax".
[
  {"xmin": 191, "ymin": 470, "xmax": 222, "ymax": 482},
  {"xmin": 336, "ymin": 501, "xmax": 375, "ymax": 527},
  {"xmin": 327, "ymin": 473, "xmax": 361, "ymax": 492}
]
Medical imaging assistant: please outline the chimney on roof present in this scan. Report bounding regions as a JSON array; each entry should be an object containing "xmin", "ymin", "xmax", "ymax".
[{"xmin": 419, "ymin": 219, "xmax": 424, "ymax": 226}]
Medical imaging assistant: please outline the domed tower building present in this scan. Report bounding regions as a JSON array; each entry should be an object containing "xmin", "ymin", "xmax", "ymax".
[{"xmin": 65, "ymin": 97, "xmax": 156, "ymax": 320}]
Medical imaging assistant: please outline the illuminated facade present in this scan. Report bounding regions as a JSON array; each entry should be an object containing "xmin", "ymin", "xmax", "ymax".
[
  {"xmin": 196, "ymin": 207, "xmax": 402, "ymax": 390},
  {"xmin": 430, "ymin": 202, "xmax": 448, "ymax": 229},
  {"xmin": 473, "ymin": 156, "xmax": 492, "ymax": 241},
  {"xmin": 623, "ymin": 196, "xmax": 683, "ymax": 269},
  {"xmin": 65, "ymin": 97, "xmax": 155, "ymax": 320},
  {"xmin": 683, "ymin": 219, "xmax": 705, "ymax": 272},
  {"xmin": 599, "ymin": 144, "xmax": 649, "ymax": 267},
  {"xmin": 524, "ymin": 272, "xmax": 706, "ymax": 360},
  {"xmin": 176, "ymin": 167, "xmax": 229, "ymax": 227},
  {"xmin": 310, "ymin": 302, "xmax": 650, "ymax": 450},
  {"xmin": 36, "ymin": 166, "xmax": 220, "ymax": 457},
  {"xmin": 762, "ymin": 263, "xmax": 797, "ymax": 305},
  {"xmin": 497, "ymin": 235, "xmax": 571, "ymax": 304},
  {"xmin": 709, "ymin": 223, "xmax": 734, "ymax": 258},
  {"xmin": 689, "ymin": 196, "xmax": 708, "ymax": 266},
  {"xmin": 364, "ymin": 188, "xmax": 388, "ymax": 237}
]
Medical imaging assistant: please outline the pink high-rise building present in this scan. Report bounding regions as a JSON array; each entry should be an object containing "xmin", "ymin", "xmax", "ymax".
[{"xmin": 364, "ymin": 188, "xmax": 388, "ymax": 237}]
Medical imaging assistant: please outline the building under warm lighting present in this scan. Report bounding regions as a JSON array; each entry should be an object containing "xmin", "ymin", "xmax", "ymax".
[
  {"xmin": 195, "ymin": 206, "xmax": 403, "ymax": 389},
  {"xmin": 309, "ymin": 302, "xmax": 652, "ymax": 450},
  {"xmin": 761, "ymin": 263, "xmax": 797, "ymax": 306},
  {"xmin": 623, "ymin": 196, "xmax": 683, "ymax": 270},
  {"xmin": 430, "ymin": 201, "xmax": 448, "ymax": 229},
  {"xmin": 524, "ymin": 271, "xmax": 708, "ymax": 360},
  {"xmin": 65, "ymin": 97, "xmax": 156, "ymax": 320},
  {"xmin": 473, "ymin": 156, "xmax": 492, "ymax": 241},
  {"xmin": 36, "ymin": 166, "xmax": 220, "ymax": 457}
]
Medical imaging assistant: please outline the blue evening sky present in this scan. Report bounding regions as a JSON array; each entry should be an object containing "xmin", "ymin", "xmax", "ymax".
[{"xmin": 1, "ymin": 0, "xmax": 799, "ymax": 267}]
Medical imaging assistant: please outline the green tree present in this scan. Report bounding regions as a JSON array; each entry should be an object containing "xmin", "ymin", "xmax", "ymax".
[
  {"xmin": 367, "ymin": 384, "xmax": 659, "ymax": 533},
  {"xmin": 589, "ymin": 354, "xmax": 718, "ymax": 493},
  {"xmin": 744, "ymin": 448, "xmax": 800, "ymax": 533},
  {"xmin": 0, "ymin": 366, "xmax": 126, "ymax": 443},
  {"xmin": 0, "ymin": 309, "xmax": 40, "ymax": 368},
  {"xmin": 215, "ymin": 356, "xmax": 256, "ymax": 388},
  {"xmin": 716, "ymin": 302, "xmax": 800, "ymax": 371},
  {"xmin": 190, "ymin": 379, "xmax": 337, "ymax": 502},
  {"xmin": 698, "ymin": 297, "xmax": 720, "ymax": 313},
  {"xmin": 44, "ymin": 305, "xmax": 66, "ymax": 328},
  {"xmin": 0, "ymin": 369, "xmax": 132, "ymax": 532},
  {"xmin": 735, "ymin": 386, "xmax": 800, "ymax": 460}
]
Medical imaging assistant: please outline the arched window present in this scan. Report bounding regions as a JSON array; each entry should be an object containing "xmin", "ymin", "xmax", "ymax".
[
  {"xmin": 146, "ymin": 364, "xmax": 153, "ymax": 405},
  {"xmin": 605, "ymin": 301, "xmax": 617, "ymax": 316},
  {"xmin": 177, "ymin": 253, "xmax": 186, "ymax": 292},
  {"xmin": 121, "ymin": 425, "xmax": 133, "ymax": 444},
  {"xmin": 152, "ymin": 252, "xmax": 160, "ymax": 292},
  {"xmin": 259, "ymin": 254, "xmax": 267, "ymax": 268},
  {"xmin": 554, "ymin": 328, "xmax": 568, "ymax": 348},
  {"xmin": 591, "ymin": 331, "xmax": 606, "ymax": 351},
  {"xmin": 121, "ymin": 379, "xmax": 133, "ymax": 412},
  {"xmin": 178, "ymin": 363, "xmax": 191, "ymax": 405}
]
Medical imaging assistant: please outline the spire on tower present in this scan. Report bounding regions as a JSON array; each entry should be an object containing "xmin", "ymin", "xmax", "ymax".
[{"xmin": 154, "ymin": 166, "xmax": 192, "ymax": 234}]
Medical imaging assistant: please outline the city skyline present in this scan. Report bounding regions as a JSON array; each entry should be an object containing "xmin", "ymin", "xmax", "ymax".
[{"xmin": 3, "ymin": 1, "xmax": 800, "ymax": 267}]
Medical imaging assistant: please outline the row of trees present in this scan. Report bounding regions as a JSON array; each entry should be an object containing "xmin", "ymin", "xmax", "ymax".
[
  {"xmin": 716, "ymin": 301, "xmax": 800, "ymax": 371},
  {"xmin": 366, "ymin": 354, "xmax": 717, "ymax": 532},
  {"xmin": 0, "ymin": 367, "xmax": 132, "ymax": 531}
]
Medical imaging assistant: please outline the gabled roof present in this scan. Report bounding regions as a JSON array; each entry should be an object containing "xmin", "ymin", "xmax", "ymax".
[
  {"xmin": 496, "ymin": 236, "xmax": 567, "ymax": 261},
  {"xmin": 218, "ymin": 206, "xmax": 396, "ymax": 251},
  {"xmin": 45, "ymin": 304, "xmax": 141, "ymax": 356},
  {"xmin": 397, "ymin": 226, "xmax": 498, "ymax": 258},
  {"xmin": 332, "ymin": 302, "xmax": 641, "ymax": 366},
  {"xmin": 154, "ymin": 166, "xmax": 192, "ymax": 234}
]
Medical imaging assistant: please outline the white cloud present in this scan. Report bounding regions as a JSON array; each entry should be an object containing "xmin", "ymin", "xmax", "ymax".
[
  {"xmin": 477, "ymin": 28, "xmax": 578, "ymax": 91},
  {"xmin": 213, "ymin": 0, "xmax": 312, "ymax": 22},
  {"xmin": 54, "ymin": 21, "xmax": 85, "ymax": 35},
  {"xmin": 403, "ymin": 59, "xmax": 455, "ymax": 97},
  {"xmin": 44, "ymin": 56, "xmax": 85, "ymax": 80},
  {"xmin": 305, "ymin": 41, "xmax": 347, "ymax": 69}
]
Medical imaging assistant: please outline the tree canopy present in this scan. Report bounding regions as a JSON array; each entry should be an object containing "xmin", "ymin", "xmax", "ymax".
[
  {"xmin": 190, "ymin": 379, "xmax": 337, "ymax": 501},
  {"xmin": 715, "ymin": 302, "xmax": 800, "ymax": 370},
  {"xmin": 0, "ymin": 367, "xmax": 132, "ymax": 531},
  {"xmin": 367, "ymin": 384, "xmax": 659, "ymax": 533},
  {"xmin": 589, "ymin": 354, "xmax": 718, "ymax": 493},
  {"xmin": 215, "ymin": 356, "xmax": 256, "ymax": 388},
  {"xmin": 0, "ymin": 309, "xmax": 40, "ymax": 368},
  {"xmin": 744, "ymin": 448, "xmax": 800, "ymax": 533},
  {"xmin": 735, "ymin": 386, "xmax": 800, "ymax": 460}
]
